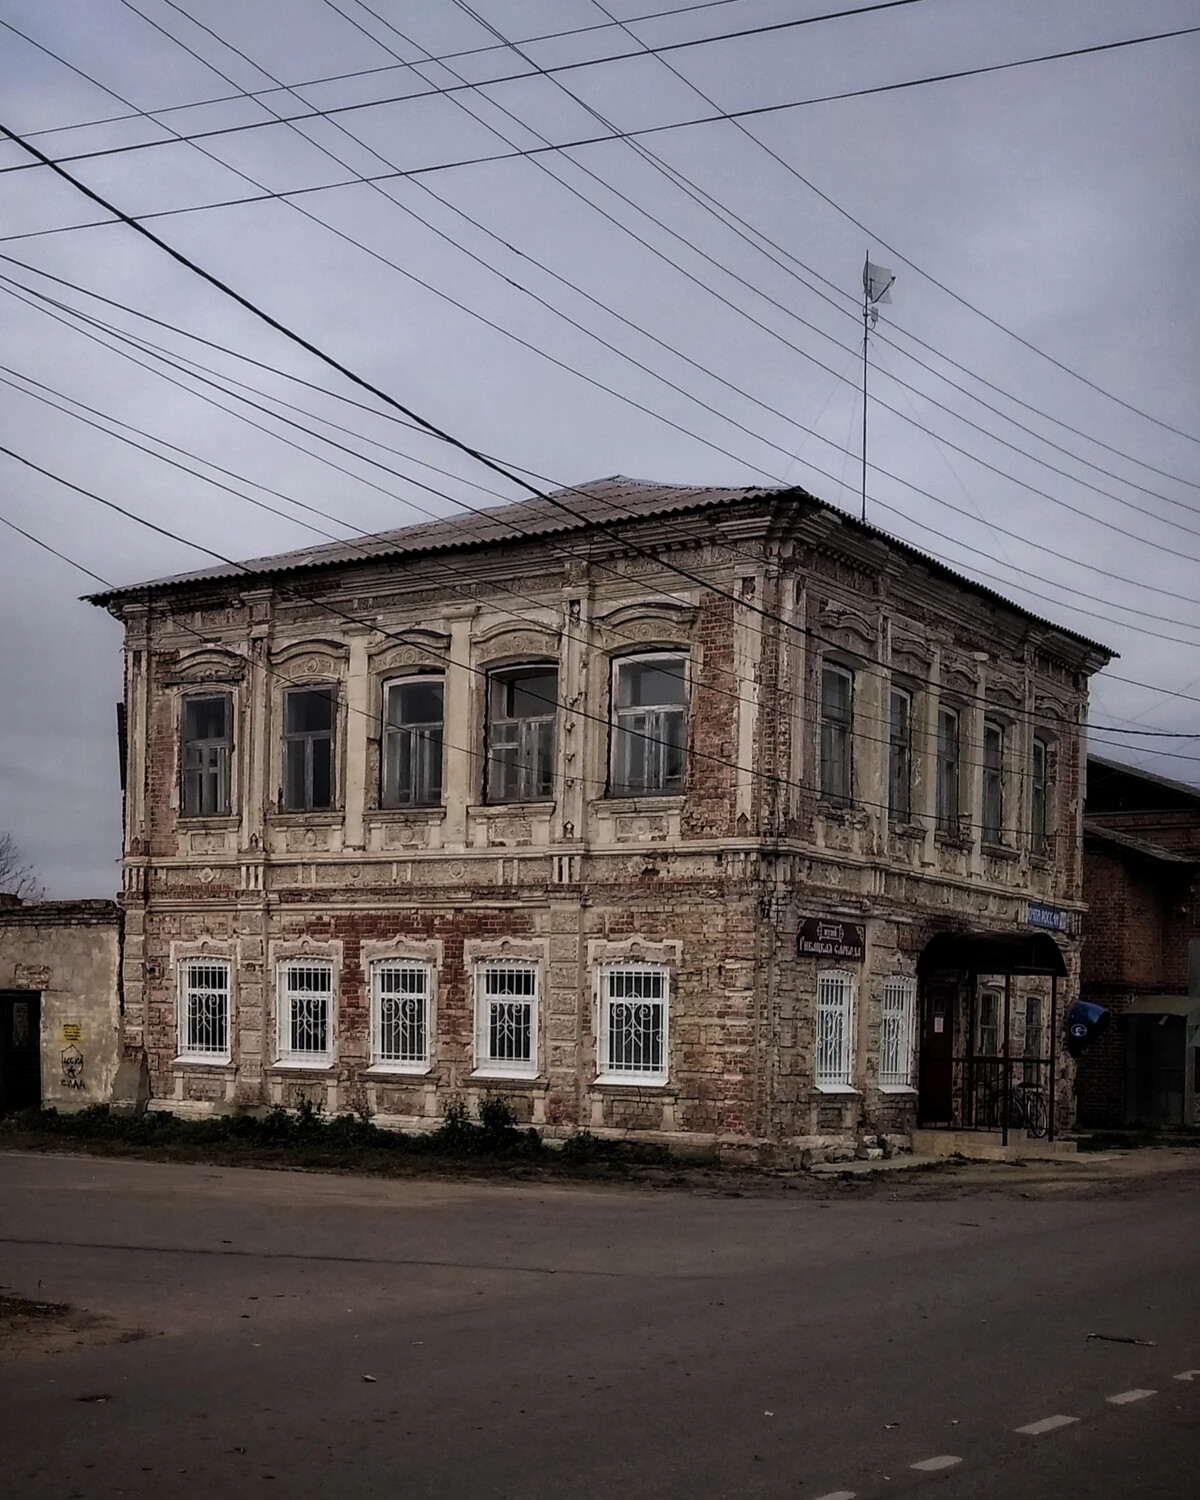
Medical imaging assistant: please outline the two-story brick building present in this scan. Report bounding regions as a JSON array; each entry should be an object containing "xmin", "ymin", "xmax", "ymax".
[{"xmin": 90, "ymin": 477, "xmax": 1112, "ymax": 1158}]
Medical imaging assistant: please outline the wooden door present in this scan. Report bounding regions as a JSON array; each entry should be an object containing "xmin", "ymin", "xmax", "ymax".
[
  {"xmin": 918, "ymin": 980, "xmax": 955, "ymax": 1125},
  {"xmin": 0, "ymin": 992, "xmax": 42, "ymax": 1113}
]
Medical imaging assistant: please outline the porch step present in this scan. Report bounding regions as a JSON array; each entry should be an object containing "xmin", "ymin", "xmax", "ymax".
[{"xmin": 912, "ymin": 1128, "xmax": 1078, "ymax": 1163}]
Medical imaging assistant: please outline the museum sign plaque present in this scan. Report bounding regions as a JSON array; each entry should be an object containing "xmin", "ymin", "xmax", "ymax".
[{"xmin": 797, "ymin": 917, "xmax": 866, "ymax": 962}]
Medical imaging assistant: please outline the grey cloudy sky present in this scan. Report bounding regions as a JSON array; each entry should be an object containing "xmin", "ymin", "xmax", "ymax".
[{"xmin": 1, "ymin": 0, "xmax": 1198, "ymax": 896}]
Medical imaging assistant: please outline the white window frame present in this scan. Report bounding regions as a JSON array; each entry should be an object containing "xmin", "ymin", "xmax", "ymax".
[
  {"xmin": 473, "ymin": 960, "xmax": 539, "ymax": 1079},
  {"xmin": 816, "ymin": 969, "xmax": 856, "ymax": 1092},
  {"xmin": 596, "ymin": 962, "xmax": 670, "ymax": 1087},
  {"xmin": 879, "ymin": 975, "xmax": 917, "ymax": 1091},
  {"xmin": 610, "ymin": 652, "xmax": 689, "ymax": 797},
  {"xmin": 276, "ymin": 958, "xmax": 336, "ymax": 1068},
  {"xmin": 369, "ymin": 959, "xmax": 433, "ymax": 1073},
  {"xmin": 819, "ymin": 663, "xmax": 854, "ymax": 805},
  {"xmin": 177, "ymin": 958, "xmax": 232, "ymax": 1063},
  {"xmin": 381, "ymin": 675, "xmax": 444, "ymax": 809}
]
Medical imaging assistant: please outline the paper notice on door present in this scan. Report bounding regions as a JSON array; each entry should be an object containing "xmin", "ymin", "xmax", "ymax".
[{"xmin": 933, "ymin": 1017, "xmax": 945, "ymax": 1033}]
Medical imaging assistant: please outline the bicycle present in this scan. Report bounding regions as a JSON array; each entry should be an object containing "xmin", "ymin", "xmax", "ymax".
[{"xmin": 979, "ymin": 1080, "xmax": 1049, "ymax": 1138}]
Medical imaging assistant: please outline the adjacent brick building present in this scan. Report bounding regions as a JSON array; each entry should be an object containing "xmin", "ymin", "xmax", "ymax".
[
  {"xmin": 1078, "ymin": 755, "xmax": 1200, "ymax": 1127},
  {"xmin": 90, "ymin": 478, "xmax": 1113, "ymax": 1156}
]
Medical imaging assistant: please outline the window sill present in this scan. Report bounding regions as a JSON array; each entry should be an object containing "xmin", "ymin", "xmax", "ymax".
[
  {"xmin": 594, "ymin": 1074, "xmax": 670, "ymax": 1089},
  {"xmin": 815, "ymin": 1083, "xmax": 861, "ymax": 1096},
  {"xmin": 173, "ymin": 1056, "xmax": 233, "ymax": 1069},
  {"xmin": 178, "ymin": 815, "xmax": 239, "ymax": 828},
  {"xmin": 270, "ymin": 811, "xmax": 342, "ymax": 824},
  {"xmin": 595, "ymin": 795, "xmax": 685, "ymax": 814},
  {"xmin": 888, "ymin": 820, "xmax": 925, "ymax": 839},
  {"xmin": 877, "ymin": 1084, "xmax": 918, "ymax": 1096},
  {"xmin": 368, "ymin": 806, "xmax": 446, "ymax": 821},
  {"xmin": 470, "ymin": 801, "xmax": 554, "ymax": 815},
  {"xmin": 365, "ymin": 1063, "xmax": 432, "ymax": 1078},
  {"xmin": 271, "ymin": 1058, "xmax": 335, "ymax": 1072},
  {"xmin": 982, "ymin": 841, "xmax": 1019, "ymax": 861},
  {"xmin": 934, "ymin": 830, "xmax": 972, "ymax": 851},
  {"xmin": 469, "ymin": 1070, "xmax": 545, "ymax": 1087}
]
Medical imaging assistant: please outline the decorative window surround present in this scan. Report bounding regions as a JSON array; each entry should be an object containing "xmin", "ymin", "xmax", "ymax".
[
  {"xmin": 176, "ymin": 955, "xmax": 232, "ymax": 1064},
  {"xmin": 588, "ymin": 937, "xmax": 680, "ymax": 1089},
  {"xmin": 269, "ymin": 940, "xmax": 342, "ymax": 1070},
  {"xmin": 596, "ymin": 962, "xmax": 670, "ymax": 1086},
  {"xmin": 362, "ymin": 937, "xmax": 441, "ymax": 1076},
  {"xmin": 170, "ymin": 940, "xmax": 235, "ymax": 1066},
  {"xmin": 465, "ymin": 938, "xmax": 547, "ymax": 1081},
  {"xmin": 879, "ymin": 974, "xmax": 917, "ymax": 1090}
]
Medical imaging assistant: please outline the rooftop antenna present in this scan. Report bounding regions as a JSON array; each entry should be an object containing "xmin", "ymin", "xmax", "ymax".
[{"xmin": 861, "ymin": 253, "xmax": 895, "ymax": 523}]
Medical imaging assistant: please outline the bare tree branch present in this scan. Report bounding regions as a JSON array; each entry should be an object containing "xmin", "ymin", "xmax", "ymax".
[{"xmin": 0, "ymin": 833, "xmax": 43, "ymax": 901}]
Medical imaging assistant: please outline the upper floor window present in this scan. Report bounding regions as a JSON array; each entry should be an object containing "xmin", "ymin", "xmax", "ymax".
[
  {"xmin": 1031, "ymin": 737, "xmax": 1049, "ymax": 855},
  {"xmin": 371, "ymin": 960, "xmax": 431, "ymax": 1072},
  {"xmin": 181, "ymin": 694, "xmax": 232, "ymax": 817},
  {"xmin": 598, "ymin": 963, "xmax": 669, "ymax": 1086},
  {"xmin": 936, "ymin": 705, "xmax": 960, "ymax": 832},
  {"xmin": 277, "ymin": 959, "xmax": 334, "ymax": 1066},
  {"xmin": 820, "ymin": 665, "xmax": 853, "ymax": 804},
  {"xmin": 178, "ymin": 958, "xmax": 231, "ymax": 1062},
  {"xmin": 888, "ymin": 687, "xmax": 912, "ymax": 823},
  {"xmin": 382, "ymin": 677, "xmax": 443, "ymax": 808},
  {"xmin": 879, "ymin": 975, "xmax": 916, "ymax": 1089},
  {"xmin": 474, "ymin": 960, "xmax": 539, "ymax": 1078},
  {"xmin": 486, "ymin": 666, "xmax": 557, "ymax": 803},
  {"xmin": 982, "ymin": 720, "xmax": 1005, "ymax": 843},
  {"xmin": 816, "ymin": 969, "xmax": 855, "ymax": 1090},
  {"xmin": 283, "ymin": 687, "xmax": 335, "ymax": 812},
  {"xmin": 611, "ymin": 654, "xmax": 687, "ymax": 796}
]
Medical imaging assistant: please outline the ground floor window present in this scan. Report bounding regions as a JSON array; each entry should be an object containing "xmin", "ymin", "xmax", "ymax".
[
  {"xmin": 178, "ymin": 959, "xmax": 231, "ymax": 1061},
  {"xmin": 475, "ymin": 961, "xmax": 538, "ymax": 1077},
  {"xmin": 879, "ymin": 976, "xmax": 916, "ymax": 1088},
  {"xmin": 277, "ymin": 959, "xmax": 334, "ymax": 1066},
  {"xmin": 371, "ymin": 961, "xmax": 431, "ymax": 1071},
  {"xmin": 816, "ymin": 969, "xmax": 856, "ymax": 1089},
  {"xmin": 598, "ymin": 964, "xmax": 669, "ymax": 1085}
]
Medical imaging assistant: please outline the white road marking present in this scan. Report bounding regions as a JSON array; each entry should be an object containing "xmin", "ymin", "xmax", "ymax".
[
  {"xmin": 1106, "ymin": 1389, "xmax": 1156, "ymax": 1405},
  {"xmin": 1016, "ymin": 1414, "xmax": 1078, "ymax": 1435},
  {"xmin": 1175, "ymin": 1370, "xmax": 1200, "ymax": 1382},
  {"xmin": 813, "ymin": 1492, "xmax": 856, "ymax": 1500},
  {"xmin": 911, "ymin": 1455, "xmax": 962, "ymax": 1471}
]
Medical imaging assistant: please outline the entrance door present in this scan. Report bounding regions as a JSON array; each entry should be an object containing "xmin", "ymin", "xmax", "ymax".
[
  {"xmin": 918, "ymin": 980, "xmax": 955, "ymax": 1125},
  {"xmin": 0, "ymin": 992, "xmax": 42, "ymax": 1113}
]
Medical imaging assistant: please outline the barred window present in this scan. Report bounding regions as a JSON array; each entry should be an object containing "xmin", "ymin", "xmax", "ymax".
[
  {"xmin": 978, "ymin": 990, "xmax": 1000, "ymax": 1057},
  {"xmin": 283, "ymin": 687, "xmax": 336, "ymax": 812},
  {"xmin": 486, "ymin": 666, "xmax": 557, "ymax": 803},
  {"xmin": 816, "ymin": 970, "xmax": 855, "ymax": 1090},
  {"xmin": 371, "ymin": 961, "xmax": 431, "ymax": 1071},
  {"xmin": 382, "ymin": 678, "xmax": 444, "ymax": 808},
  {"xmin": 475, "ymin": 961, "xmax": 538, "ymax": 1077},
  {"xmin": 879, "ymin": 976, "xmax": 916, "ymax": 1089},
  {"xmin": 599, "ymin": 964, "xmax": 669, "ymax": 1085},
  {"xmin": 178, "ymin": 959, "xmax": 231, "ymax": 1061},
  {"xmin": 611, "ymin": 655, "xmax": 687, "ymax": 796},
  {"xmin": 277, "ymin": 960, "xmax": 334, "ymax": 1065},
  {"xmin": 1023, "ymin": 995, "xmax": 1044, "ymax": 1085},
  {"xmin": 982, "ymin": 720, "xmax": 1005, "ymax": 843},
  {"xmin": 820, "ymin": 666, "xmax": 853, "ymax": 804},
  {"xmin": 181, "ymin": 694, "xmax": 232, "ymax": 817}
]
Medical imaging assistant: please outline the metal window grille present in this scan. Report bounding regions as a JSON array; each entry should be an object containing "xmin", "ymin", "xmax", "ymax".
[
  {"xmin": 478, "ymin": 962, "xmax": 536, "ymax": 1073},
  {"xmin": 383, "ymin": 679, "xmax": 443, "ymax": 807},
  {"xmin": 982, "ymin": 721, "xmax": 1005, "ymax": 843},
  {"xmin": 374, "ymin": 962, "xmax": 429, "ymax": 1068},
  {"xmin": 602, "ymin": 965, "xmax": 668, "ymax": 1080},
  {"xmin": 612, "ymin": 656, "xmax": 687, "ymax": 795},
  {"xmin": 182, "ymin": 694, "xmax": 232, "ymax": 817},
  {"xmin": 820, "ymin": 667, "xmax": 853, "ymax": 803},
  {"xmin": 936, "ymin": 707, "xmax": 960, "ymax": 831},
  {"xmin": 487, "ymin": 669, "xmax": 557, "ymax": 802},
  {"xmin": 1031, "ymin": 738, "xmax": 1048, "ymax": 855},
  {"xmin": 888, "ymin": 689, "xmax": 911, "ymax": 823},
  {"xmin": 180, "ymin": 961, "xmax": 230, "ymax": 1058},
  {"xmin": 816, "ymin": 971, "xmax": 854, "ymax": 1088},
  {"xmin": 280, "ymin": 961, "xmax": 333, "ymax": 1061},
  {"xmin": 879, "ymin": 976, "xmax": 915, "ymax": 1087},
  {"xmin": 283, "ymin": 687, "xmax": 335, "ymax": 811}
]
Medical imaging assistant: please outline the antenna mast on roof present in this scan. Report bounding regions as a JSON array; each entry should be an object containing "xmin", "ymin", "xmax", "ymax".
[{"xmin": 861, "ymin": 253, "xmax": 895, "ymax": 523}]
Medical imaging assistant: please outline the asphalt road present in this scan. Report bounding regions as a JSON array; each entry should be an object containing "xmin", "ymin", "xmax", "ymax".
[{"xmin": 0, "ymin": 1151, "xmax": 1197, "ymax": 1499}]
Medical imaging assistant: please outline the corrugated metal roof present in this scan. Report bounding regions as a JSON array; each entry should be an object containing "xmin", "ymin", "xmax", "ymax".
[{"xmin": 85, "ymin": 473, "xmax": 1113, "ymax": 659}]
